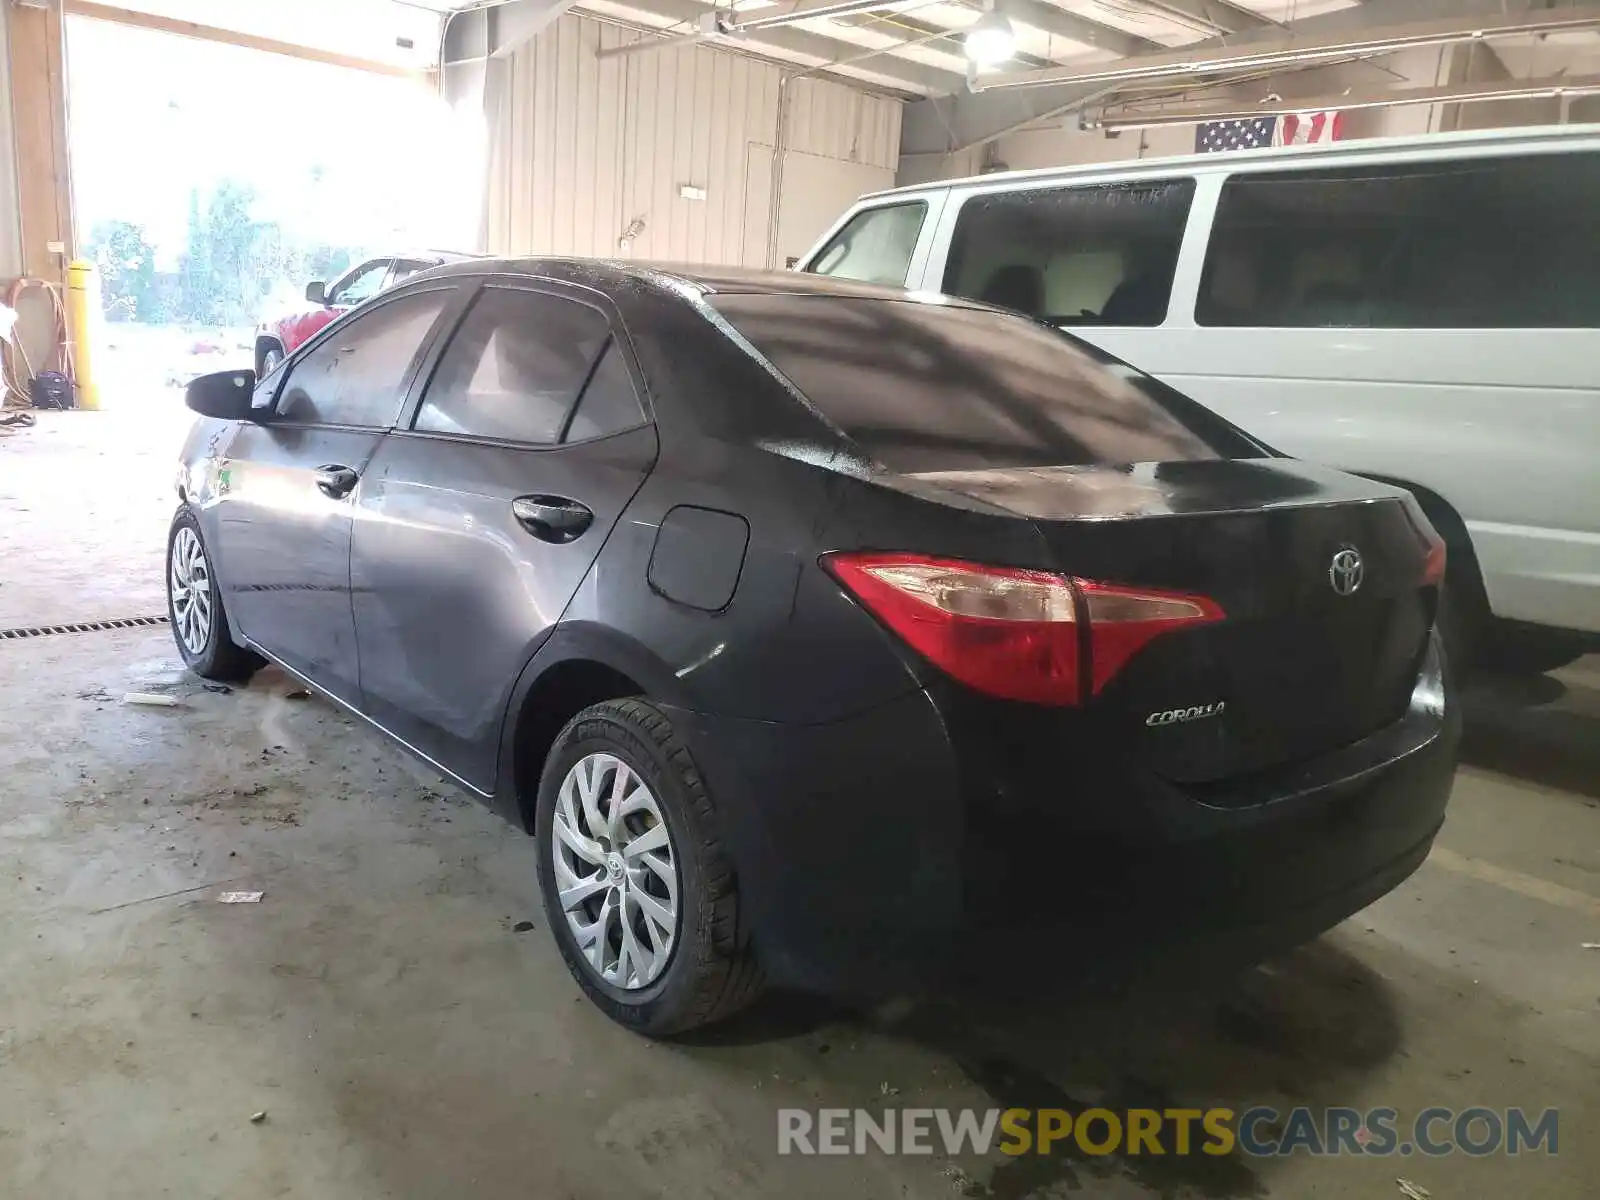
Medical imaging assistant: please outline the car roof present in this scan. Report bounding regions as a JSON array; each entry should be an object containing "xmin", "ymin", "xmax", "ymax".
[
  {"xmin": 861, "ymin": 121, "xmax": 1600, "ymax": 201},
  {"xmin": 419, "ymin": 256, "xmax": 975, "ymax": 306},
  {"xmin": 395, "ymin": 249, "xmax": 476, "ymax": 263}
]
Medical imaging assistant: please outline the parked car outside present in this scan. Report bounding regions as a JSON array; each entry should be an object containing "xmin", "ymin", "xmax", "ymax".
[
  {"xmin": 799, "ymin": 124, "xmax": 1600, "ymax": 675},
  {"xmin": 253, "ymin": 250, "xmax": 471, "ymax": 377},
  {"xmin": 173, "ymin": 261, "xmax": 1459, "ymax": 1036}
]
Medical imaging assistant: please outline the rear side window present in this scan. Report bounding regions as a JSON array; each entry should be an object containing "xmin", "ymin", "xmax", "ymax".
[
  {"xmin": 711, "ymin": 293, "xmax": 1253, "ymax": 472},
  {"xmin": 808, "ymin": 202, "xmax": 927, "ymax": 287},
  {"xmin": 1199, "ymin": 152, "xmax": 1600, "ymax": 328},
  {"xmin": 415, "ymin": 287, "xmax": 610, "ymax": 444},
  {"xmin": 564, "ymin": 340, "xmax": 645, "ymax": 441},
  {"xmin": 942, "ymin": 179, "xmax": 1195, "ymax": 327},
  {"xmin": 276, "ymin": 289, "xmax": 450, "ymax": 428}
]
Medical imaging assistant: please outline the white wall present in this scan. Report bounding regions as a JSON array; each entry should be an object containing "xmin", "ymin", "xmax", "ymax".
[{"xmin": 484, "ymin": 14, "xmax": 902, "ymax": 267}]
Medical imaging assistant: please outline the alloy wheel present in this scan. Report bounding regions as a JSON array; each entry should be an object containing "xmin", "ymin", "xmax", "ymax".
[
  {"xmin": 551, "ymin": 752, "xmax": 679, "ymax": 990},
  {"xmin": 169, "ymin": 526, "xmax": 213, "ymax": 656}
]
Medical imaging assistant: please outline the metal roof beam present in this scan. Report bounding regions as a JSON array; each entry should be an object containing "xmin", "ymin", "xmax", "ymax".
[
  {"xmin": 612, "ymin": 0, "xmax": 971, "ymax": 93},
  {"xmin": 1001, "ymin": 0, "xmax": 1162, "ymax": 57},
  {"xmin": 902, "ymin": 0, "xmax": 1600, "ymax": 152},
  {"xmin": 976, "ymin": 3, "xmax": 1600, "ymax": 92},
  {"xmin": 1129, "ymin": 0, "xmax": 1269, "ymax": 37}
]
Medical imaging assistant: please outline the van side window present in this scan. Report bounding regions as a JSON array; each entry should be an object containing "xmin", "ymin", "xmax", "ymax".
[
  {"xmin": 1198, "ymin": 153, "xmax": 1600, "ymax": 328},
  {"xmin": 941, "ymin": 179, "xmax": 1195, "ymax": 327},
  {"xmin": 809, "ymin": 202, "xmax": 928, "ymax": 286}
]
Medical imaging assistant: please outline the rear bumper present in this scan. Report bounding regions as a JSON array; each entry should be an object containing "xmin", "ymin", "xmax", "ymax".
[{"xmin": 667, "ymin": 631, "xmax": 1459, "ymax": 996}]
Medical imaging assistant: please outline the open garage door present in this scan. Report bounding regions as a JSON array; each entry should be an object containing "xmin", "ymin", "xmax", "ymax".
[{"xmin": 62, "ymin": 1, "xmax": 480, "ymax": 404}]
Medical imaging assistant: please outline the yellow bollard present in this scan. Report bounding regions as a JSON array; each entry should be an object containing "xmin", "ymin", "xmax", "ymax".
[{"xmin": 65, "ymin": 258, "xmax": 103, "ymax": 411}]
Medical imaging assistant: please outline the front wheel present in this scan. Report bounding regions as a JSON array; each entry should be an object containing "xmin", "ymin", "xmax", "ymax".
[
  {"xmin": 259, "ymin": 345, "xmax": 283, "ymax": 377},
  {"xmin": 535, "ymin": 698, "xmax": 763, "ymax": 1036},
  {"xmin": 166, "ymin": 509, "xmax": 262, "ymax": 682}
]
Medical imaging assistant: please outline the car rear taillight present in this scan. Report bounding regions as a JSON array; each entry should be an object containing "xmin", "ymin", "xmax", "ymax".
[
  {"xmin": 1421, "ymin": 529, "xmax": 1447, "ymax": 587},
  {"xmin": 824, "ymin": 552, "xmax": 1223, "ymax": 706},
  {"xmin": 1403, "ymin": 499, "xmax": 1448, "ymax": 587}
]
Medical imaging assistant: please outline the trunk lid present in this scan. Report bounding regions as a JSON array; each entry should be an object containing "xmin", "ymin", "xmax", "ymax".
[{"xmin": 909, "ymin": 459, "xmax": 1438, "ymax": 786}]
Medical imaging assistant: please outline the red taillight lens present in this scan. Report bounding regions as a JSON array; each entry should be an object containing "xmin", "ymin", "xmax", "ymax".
[
  {"xmin": 824, "ymin": 552, "xmax": 1223, "ymax": 706},
  {"xmin": 1078, "ymin": 580, "xmax": 1225, "ymax": 695},
  {"xmin": 1421, "ymin": 530, "xmax": 1447, "ymax": 587},
  {"xmin": 825, "ymin": 553, "xmax": 1082, "ymax": 705}
]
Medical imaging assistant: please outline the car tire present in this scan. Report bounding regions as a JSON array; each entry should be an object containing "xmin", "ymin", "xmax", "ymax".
[
  {"xmin": 259, "ymin": 345, "xmax": 283, "ymax": 376},
  {"xmin": 166, "ymin": 508, "xmax": 263, "ymax": 683},
  {"xmin": 535, "ymin": 698, "xmax": 763, "ymax": 1036}
]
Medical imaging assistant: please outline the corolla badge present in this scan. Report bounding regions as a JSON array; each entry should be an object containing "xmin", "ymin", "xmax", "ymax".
[
  {"xmin": 1329, "ymin": 546, "xmax": 1364, "ymax": 596},
  {"xmin": 1146, "ymin": 701, "xmax": 1225, "ymax": 727}
]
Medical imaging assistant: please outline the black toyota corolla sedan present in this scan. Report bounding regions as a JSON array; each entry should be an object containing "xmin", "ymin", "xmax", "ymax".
[{"xmin": 171, "ymin": 260, "xmax": 1458, "ymax": 1034}]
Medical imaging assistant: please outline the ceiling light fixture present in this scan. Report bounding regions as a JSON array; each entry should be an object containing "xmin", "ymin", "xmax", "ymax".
[{"xmin": 965, "ymin": 8, "xmax": 1016, "ymax": 67}]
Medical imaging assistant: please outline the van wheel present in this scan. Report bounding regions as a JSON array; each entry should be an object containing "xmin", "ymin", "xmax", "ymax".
[
  {"xmin": 535, "ymin": 699, "xmax": 763, "ymax": 1036},
  {"xmin": 1436, "ymin": 555, "xmax": 1488, "ymax": 679},
  {"xmin": 1478, "ymin": 621, "xmax": 1589, "ymax": 677}
]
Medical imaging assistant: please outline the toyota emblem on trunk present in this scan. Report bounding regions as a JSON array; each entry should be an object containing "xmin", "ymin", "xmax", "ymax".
[{"xmin": 1329, "ymin": 547, "xmax": 1364, "ymax": 596}]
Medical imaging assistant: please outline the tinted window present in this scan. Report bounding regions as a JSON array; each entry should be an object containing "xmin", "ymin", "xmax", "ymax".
[
  {"xmin": 564, "ymin": 340, "xmax": 645, "ymax": 441},
  {"xmin": 276, "ymin": 289, "xmax": 450, "ymax": 428},
  {"xmin": 415, "ymin": 287, "xmax": 610, "ymax": 443},
  {"xmin": 809, "ymin": 202, "xmax": 927, "ymax": 287},
  {"xmin": 1199, "ymin": 153, "xmax": 1600, "ymax": 328},
  {"xmin": 712, "ymin": 293, "xmax": 1251, "ymax": 472},
  {"xmin": 329, "ymin": 259, "xmax": 391, "ymax": 306},
  {"xmin": 942, "ymin": 180, "xmax": 1194, "ymax": 327}
]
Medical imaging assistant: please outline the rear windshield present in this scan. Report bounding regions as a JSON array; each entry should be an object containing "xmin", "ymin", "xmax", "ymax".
[{"xmin": 710, "ymin": 293, "xmax": 1257, "ymax": 472}]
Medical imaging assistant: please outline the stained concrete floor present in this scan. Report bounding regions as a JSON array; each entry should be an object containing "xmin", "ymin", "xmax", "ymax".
[{"xmin": 1, "ymin": 407, "xmax": 1597, "ymax": 1200}]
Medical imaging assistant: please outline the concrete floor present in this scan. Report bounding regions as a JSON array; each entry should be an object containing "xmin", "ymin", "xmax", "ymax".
[{"xmin": 2, "ymin": 407, "xmax": 1596, "ymax": 1199}]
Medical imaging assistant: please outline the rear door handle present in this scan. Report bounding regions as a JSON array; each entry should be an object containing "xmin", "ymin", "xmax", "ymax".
[
  {"xmin": 314, "ymin": 465, "xmax": 360, "ymax": 499},
  {"xmin": 512, "ymin": 495, "xmax": 593, "ymax": 543}
]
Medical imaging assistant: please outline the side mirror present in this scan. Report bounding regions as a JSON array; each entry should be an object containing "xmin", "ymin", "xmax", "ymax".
[
  {"xmin": 305, "ymin": 280, "xmax": 327, "ymax": 304},
  {"xmin": 186, "ymin": 369, "xmax": 260, "ymax": 420}
]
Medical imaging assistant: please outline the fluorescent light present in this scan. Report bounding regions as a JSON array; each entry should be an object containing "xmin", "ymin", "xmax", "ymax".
[{"xmin": 965, "ymin": 10, "xmax": 1015, "ymax": 67}]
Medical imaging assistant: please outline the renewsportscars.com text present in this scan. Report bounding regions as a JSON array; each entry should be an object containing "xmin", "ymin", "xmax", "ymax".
[{"xmin": 778, "ymin": 1106, "xmax": 1559, "ymax": 1158}]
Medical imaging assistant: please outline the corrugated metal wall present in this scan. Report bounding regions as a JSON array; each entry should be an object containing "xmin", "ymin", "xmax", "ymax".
[{"xmin": 485, "ymin": 13, "xmax": 901, "ymax": 267}]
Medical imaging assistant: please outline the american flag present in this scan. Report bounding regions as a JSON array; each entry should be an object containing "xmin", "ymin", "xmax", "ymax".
[
  {"xmin": 1279, "ymin": 110, "xmax": 1346, "ymax": 145},
  {"xmin": 1195, "ymin": 117, "xmax": 1276, "ymax": 153},
  {"xmin": 1196, "ymin": 111, "xmax": 1345, "ymax": 153}
]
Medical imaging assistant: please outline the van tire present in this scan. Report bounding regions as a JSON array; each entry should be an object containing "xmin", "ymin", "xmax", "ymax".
[{"xmin": 1478, "ymin": 621, "xmax": 1589, "ymax": 677}]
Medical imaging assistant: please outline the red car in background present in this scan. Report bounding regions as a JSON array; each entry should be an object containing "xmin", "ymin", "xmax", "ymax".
[{"xmin": 254, "ymin": 251, "xmax": 471, "ymax": 376}]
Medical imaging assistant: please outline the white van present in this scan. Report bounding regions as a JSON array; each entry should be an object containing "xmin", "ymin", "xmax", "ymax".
[{"xmin": 798, "ymin": 124, "xmax": 1600, "ymax": 672}]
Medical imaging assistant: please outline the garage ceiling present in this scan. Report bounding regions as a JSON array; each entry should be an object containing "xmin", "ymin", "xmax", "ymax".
[
  {"xmin": 576, "ymin": 0, "xmax": 1324, "ymax": 93},
  {"xmin": 64, "ymin": 0, "xmax": 1600, "ymax": 121}
]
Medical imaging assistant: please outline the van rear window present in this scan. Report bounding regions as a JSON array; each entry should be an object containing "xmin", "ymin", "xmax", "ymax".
[
  {"xmin": 1200, "ymin": 152, "xmax": 1600, "ymax": 328},
  {"xmin": 710, "ymin": 293, "xmax": 1258, "ymax": 472}
]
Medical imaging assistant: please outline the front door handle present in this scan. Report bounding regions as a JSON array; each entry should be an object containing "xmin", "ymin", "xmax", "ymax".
[
  {"xmin": 512, "ymin": 495, "xmax": 593, "ymax": 543},
  {"xmin": 314, "ymin": 465, "xmax": 359, "ymax": 499}
]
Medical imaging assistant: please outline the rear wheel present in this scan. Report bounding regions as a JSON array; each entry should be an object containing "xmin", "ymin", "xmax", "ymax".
[
  {"xmin": 535, "ymin": 698, "xmax": 763, "ymax": 1036},
  {"xmin": 167, "ymin": 509, "xmax": 262, "ymax": 682}
]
